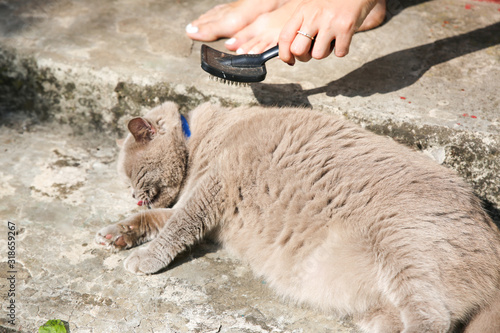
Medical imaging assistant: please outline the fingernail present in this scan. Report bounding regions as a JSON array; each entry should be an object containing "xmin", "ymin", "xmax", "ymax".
[
  {"xmin": 236, "ymin": 48, "xmax": 244, "ymax": 54},
  {"xmin": 248, "ymin": 50, "xmax": 256, "ymax": 55},
  {"xmin": 225, "ymin": 38, "xmax": 236, "ymax": 45},
  {"xmin": 185, "ymin": 23, "xmax": 198, "ymax": 34}
]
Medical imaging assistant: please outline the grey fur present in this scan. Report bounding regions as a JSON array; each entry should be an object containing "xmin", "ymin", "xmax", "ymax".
[{"xmin": 96, "ymin": 102, "xmax": 500, "ymax": 332}]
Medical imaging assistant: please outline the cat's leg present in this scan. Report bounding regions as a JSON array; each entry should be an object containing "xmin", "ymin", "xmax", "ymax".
[
  {"xmin": 95, "ymin": 208, "xmax": 174, "ymax": 250},
  {"xmin": 124, "ymin": 175, "xmax": 224, "ymax": 275},
  {"xmin": 384, "ymin": 276, "xmax": 451, "ymax": 332},
  {"xmin": 369, "ymin": 229, "xmax": 452, "ymax": 332},
  {"xmin": 400, "ymin": 297, "xmax": 451, "ymax": 333},
  {"xmin": 357, "ymin": 282, "xmax": 450, "ymax": 333},
  {"xmin": 356, "ymin": 305, "xmax": 404, "ymax": 333}
]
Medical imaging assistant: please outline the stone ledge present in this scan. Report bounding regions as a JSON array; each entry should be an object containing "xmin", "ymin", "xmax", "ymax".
[{"xmin": 2, "ymin": 46, "xmax": 498, "ymax": 209}]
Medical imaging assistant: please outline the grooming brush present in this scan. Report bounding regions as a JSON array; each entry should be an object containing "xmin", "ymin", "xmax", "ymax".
[{"xmin": 201, "ymin": 44, "xmax": 279, "ymax": 84}]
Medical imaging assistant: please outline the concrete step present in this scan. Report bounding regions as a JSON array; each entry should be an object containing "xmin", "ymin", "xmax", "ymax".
[{"xmin": 0, "ymin": 0, "xmax": 499, "ymax": 331}]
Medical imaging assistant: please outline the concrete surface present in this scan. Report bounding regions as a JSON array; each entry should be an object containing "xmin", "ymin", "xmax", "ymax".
[{"xmin": 0, "ymin": 0, "xmax": 499, "ymax": 332}]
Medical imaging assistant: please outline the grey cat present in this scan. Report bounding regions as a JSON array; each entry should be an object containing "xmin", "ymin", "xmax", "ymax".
[{"xmin": 96, "ymin": 102, "xmax": 500, "ymax": 332}]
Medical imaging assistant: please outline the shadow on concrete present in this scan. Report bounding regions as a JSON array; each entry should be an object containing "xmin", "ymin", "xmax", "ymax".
[
  {"xmin": 250, "ymin": 83, "xmax": 313, "ymax": 108},
  {"xmin": 251, "ymin": 22, "xmax": 500, "ymax": 106},
  {"xmin": 0, "ymin": 0, "xmax": 59, "ymax": 36},
  {"xmin": 484, "ymin": 199, "xmax": 500, "ymax": 230},
  {"xmin": 384, "ymin": 0, "xmax": 432, "ymax": 25},
  {"xmin": 156, "ymin": 240, "xmax": 220, "ymax": 274}
]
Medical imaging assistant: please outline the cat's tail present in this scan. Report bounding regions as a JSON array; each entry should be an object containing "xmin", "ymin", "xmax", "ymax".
[{"xmin": 464, "ymin": 290, "xmax": 500, "ymax": 333}]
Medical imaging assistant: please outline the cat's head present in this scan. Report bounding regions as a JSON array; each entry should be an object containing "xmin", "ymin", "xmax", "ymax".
[{"xmin": 117, "ymin": 102, "xmax": 188, "ymax": 209}]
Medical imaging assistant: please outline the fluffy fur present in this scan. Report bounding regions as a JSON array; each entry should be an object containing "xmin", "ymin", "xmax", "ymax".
[{"xmin": 96, "ymin": 102, "xmax": 500, "ymax": 333}]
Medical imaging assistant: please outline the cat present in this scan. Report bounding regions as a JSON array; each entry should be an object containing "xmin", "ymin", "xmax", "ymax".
[{"xmin": 96, "ymin": 102, "xmax": 500, "ymax": 333}]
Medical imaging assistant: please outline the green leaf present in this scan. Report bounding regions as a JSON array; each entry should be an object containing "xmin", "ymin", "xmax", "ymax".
[{"xmin": 38, "ymin": 319, "xmax": 67, "ymax": 333}]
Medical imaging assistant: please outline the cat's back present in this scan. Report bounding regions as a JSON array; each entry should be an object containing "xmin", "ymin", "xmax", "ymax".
[
  {"xmin": 194, "ymin": 105, "xmax": 495, "ymax": 230},
  {"xmin": 206, "ymin": 104, "xmax": 499, "ymax": 251},
  {"xmin": 200, "ymin": 105, "xmax": 463, "ymax": 204}
]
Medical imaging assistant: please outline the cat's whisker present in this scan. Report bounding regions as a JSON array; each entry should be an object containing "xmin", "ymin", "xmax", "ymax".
[
  {"xmin": 137, "ymin": 208, "xmax": 146, "ymax": 227},
  {"xmin": 142, "ymin": 197, "xmax": 152, "ymax": 210}
]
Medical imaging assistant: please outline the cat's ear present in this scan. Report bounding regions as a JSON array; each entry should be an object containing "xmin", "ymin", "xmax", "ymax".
[{"xmin": 128, "ymin": 117, "xmax": 156, "ymax": 143}]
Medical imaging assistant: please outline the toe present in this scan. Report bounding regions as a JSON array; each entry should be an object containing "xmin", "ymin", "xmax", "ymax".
[
  {"xmin": 95, "ymin": 231, "xmax": 109, "ymax": 246},
  {"xmin": 224, "ymin": 37, "xmax": 240, "ymax": 51},
  {"xmin": 235, "ymin": 33, "xmax": 265, "ymax": 54},
  {"xmin": 224, "ymin": 23, "xmax": 258, "ymax": 51},
  {"xmin": 185, "ymin": 23, "xmax": 199, "ymax": 35},
  {"xmin": 186, "ymin": 21, "xmax": 236, "ymax": 42},
  {"xmin": 251, "ymin": 37, "xmax": 278, "ymax": 54},
  {"xmin": 114, "ymin": 236, "xmax": 127, "ymax": 248}
]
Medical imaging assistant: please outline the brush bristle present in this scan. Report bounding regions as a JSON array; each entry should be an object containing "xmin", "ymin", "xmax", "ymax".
[{"xmin": 209, "ymin": 75, "xmax": 249, "ymax": 87}]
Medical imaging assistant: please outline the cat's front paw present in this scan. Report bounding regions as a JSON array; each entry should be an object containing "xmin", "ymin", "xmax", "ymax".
[
  {"xmin": 95, "ymin": 223, "xmax": 137, "ymax": 250},
  {"xmin": 124, "ymin": 247, "xmax": 169, "ymax": 275}
]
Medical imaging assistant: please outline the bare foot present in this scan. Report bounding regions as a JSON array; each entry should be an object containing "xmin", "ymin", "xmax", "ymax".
[
  {"xmin": 225, "ymin": 0, "xmax": 302, "ymax": 54},
  {"xmin": 186, "ymin": 0, "xmax": 288, "ymax": 42},
  {"xmin": 358, "ymin": 0, "xmax": 386, "ymax": 32}
]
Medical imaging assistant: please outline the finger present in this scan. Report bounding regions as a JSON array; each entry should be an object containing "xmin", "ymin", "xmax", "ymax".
[
  {"xmin": 311, "ymin": 30, "xmax": 335, "ymax": 60},
  {"xmin": 333, "ymin": 33, "xmax": 352, "ymax": 57},
  {"xmin": 279, "ymin": 13, "xmax": 304, "ymax": 65},
  {"xmin": 292, "ymin": 29, "xmax": 315, "ymax": 54},
  {"xmin": 295, "ymin": 52, "xmax": 313, "ymax": 63},
  {"xmin": 292, "ymin": 26, "xmax": 318, "ymax": 62},
  {"xmin": 293, "ymin": 35, "xmax": 313, "ymax": 62}
]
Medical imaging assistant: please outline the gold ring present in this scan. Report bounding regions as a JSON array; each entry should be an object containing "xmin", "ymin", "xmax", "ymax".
[{"xmin": 297, "ymin": 30, "xmax": 315, "ymax": 40}]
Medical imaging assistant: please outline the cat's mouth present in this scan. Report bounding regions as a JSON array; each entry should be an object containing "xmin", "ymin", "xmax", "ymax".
[
  {"xmin": 135, "ymin": 189, "xmax": 161, "ymax": 209},
  {"xmin": 137, "ymin": 200, "xmax": 151, "ymax": 208},
  {"xmin": 137, "ymin": 197, "xmax": 156, "ymax": 209},
  {"xmin": 136, "ymin": 189, "xmax": 176, "ymax": 209}
]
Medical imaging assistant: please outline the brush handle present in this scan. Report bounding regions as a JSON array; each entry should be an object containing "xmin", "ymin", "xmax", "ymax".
[{"xmin": 227, "ymin": 45, "xmax": 279, "ymax": 68}]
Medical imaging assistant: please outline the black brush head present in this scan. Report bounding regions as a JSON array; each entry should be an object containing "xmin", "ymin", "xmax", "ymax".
[{"xmin": 201, "ymin": 44, "xmax": 267, "ymax": 83}]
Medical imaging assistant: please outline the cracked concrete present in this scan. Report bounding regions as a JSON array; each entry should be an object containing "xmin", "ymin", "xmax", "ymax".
[{"xmin": 0, "ymin": 0, "xmax": 499, "ymax": 331}]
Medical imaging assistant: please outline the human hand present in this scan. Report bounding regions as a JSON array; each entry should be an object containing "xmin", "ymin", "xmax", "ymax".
[{"xmin": 278, "ymin": 0, "xmax": 379, "ymax": 65}]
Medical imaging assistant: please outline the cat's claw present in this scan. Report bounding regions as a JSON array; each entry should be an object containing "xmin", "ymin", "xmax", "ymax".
[{"xmin": 124, "ymin": 247, "xmax": 167, "ymax": 275}]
